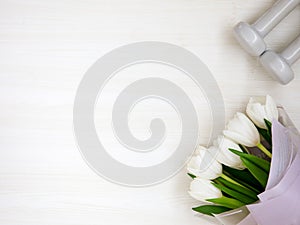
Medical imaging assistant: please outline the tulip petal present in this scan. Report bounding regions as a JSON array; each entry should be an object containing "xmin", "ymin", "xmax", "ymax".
[
  {"xmin": 246, "ymin": 95, "xmax": 278, "ymax": 129},
  {"xmin": 247, "ymin": 103, "xmax": 267, "ymax": 128},
  {"xmin": 265, "ymin": 95, "xmax": 278, "ymax": 121},
  {"xmin": 236, "ymin": 113, "xmax": 260, "ymax": 141},
  {"xmin": 215, "ymin": 136, "xmax": 245, "ymax": 170},
  {"xmin": 223, "ymin": 130, "xmax": 256, "ymax": 147},
  {"xmin": 225, "ymin": 113, "xmax": 260, "ymax": 146},
  {"xmin": 189, "ymin": 178, "xmax": 222, "ymax": 202},
  {"xmin": 187, "ymin": 147, "xmax": 222, "ymax": 180}
]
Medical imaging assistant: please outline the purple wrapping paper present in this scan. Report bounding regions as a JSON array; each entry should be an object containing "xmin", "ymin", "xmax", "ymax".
[
  {"xmin": 237, "ymin": 108, "xmax": 300, "ymax": 225},
  {"xmin": 247, "ymin": 153, "xmax": 300, "ymax": 225}
]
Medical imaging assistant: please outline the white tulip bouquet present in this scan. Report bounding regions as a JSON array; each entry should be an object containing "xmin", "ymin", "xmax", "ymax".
[{"xmin": 188, "ymin": 95, "xmax": 278, "ymax": 217}]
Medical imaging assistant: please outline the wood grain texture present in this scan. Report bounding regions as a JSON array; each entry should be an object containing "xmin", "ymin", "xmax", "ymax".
[{"xmin": 0, "ymin": 0, "xmax": 299, "ymax": 224}]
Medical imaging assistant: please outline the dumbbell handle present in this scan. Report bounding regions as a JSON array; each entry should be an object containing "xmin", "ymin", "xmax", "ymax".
[
  {"xmin": 253, "ymin": 0, "xmax": 300, "ymax": 37},
  {"xmin": 281, "ymin": 36, "xmax": 300, "ymax": 65}
]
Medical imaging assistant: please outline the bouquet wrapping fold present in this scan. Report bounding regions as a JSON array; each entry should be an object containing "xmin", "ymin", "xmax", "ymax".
[{"xmin": 214, "ymin": 107, "xmax": 300, "ymax": 225}]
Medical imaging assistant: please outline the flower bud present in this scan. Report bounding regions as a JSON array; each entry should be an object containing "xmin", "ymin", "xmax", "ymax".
[
  {"xmin": 246, "ymin": 95, "xmax": 278, "ymax": 129},
  {"xmin": 223, "ymin": 112, "xmax": 260, "ymax": 147},
  {"xmin": 187, "ymin": 146, "xmax": 222, "ymax": 180},
  {"xmin": 189, "ymin": 178, "xmax": 222, "ymax": 202}
]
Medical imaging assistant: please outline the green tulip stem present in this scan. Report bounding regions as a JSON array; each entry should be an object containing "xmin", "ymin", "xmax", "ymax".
[
  {"xmin": 257, "ymin": 143, "xmax": 272, "ymax": 158},
  {"xmin": 220, "ymin": 174, "xmax": 243, "ymax": 187}
]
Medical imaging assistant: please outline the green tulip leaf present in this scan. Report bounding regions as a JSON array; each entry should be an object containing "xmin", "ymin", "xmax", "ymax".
[
  {"xmin": 206, "ymin": 196, "xmax": 245, "ymax": 209},
  {"xmin": 212, "ymin": 183, "xmax": 256, "ymax": 204},
  {"xmin": 187, "ymin": 173, "xmax": 196, "ymax": 179},
  {"xmin": 215, "ymin": 177, "xmax": 259, "ymax": 199},
  {"xmin": 264, "ymin": 119, "xmax": 272, "ymax": 134},
  {"xmin": 192, "ymin": 205, "xmax": 231, "ymax": 216},
  {"xmin": 257, "ymin": 126, "xmax": 272, "ymax": 145},
  {"xmin": 240, "ymin": 157, "xmax": 269, "ymax": 188},
  {"xmin": 229, "ymin": 149, "xmax": 270, "ymax": 173},
  {"xmin": 222, "ymin": 165, "xmax": 263, "ymax": 192}
]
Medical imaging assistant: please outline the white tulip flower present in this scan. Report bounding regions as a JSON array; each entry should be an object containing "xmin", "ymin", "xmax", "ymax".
[
  {"xmin": 187, "ymin": 146, "xmax": 222, "ymax": 180},
  {"xmin": 223, "ymin": 112, "xmax": 260, "ymax": 147},
  {"xmin": 189, "ymin": 178, "xmax": 222, "ymax": 202},
  {"xmin": 223, "ymin": 112, "xmax": 272, "ymax": 158},
  {"xmin": 214, "ymin": 135, "xmax": 245, "ymax": 170},
  {"xmin": 246, "ymin": 95, "xmax": 278, "ymax": 129}
]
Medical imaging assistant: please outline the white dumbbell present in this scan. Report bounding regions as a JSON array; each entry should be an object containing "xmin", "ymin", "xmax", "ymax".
[
  {"xmin": 234, "ymin": 0, "xmax": 300, "ymax": 56},
  {"xmin": 260, "ymin": 35, "xmax": 300, "ymax": 85}
]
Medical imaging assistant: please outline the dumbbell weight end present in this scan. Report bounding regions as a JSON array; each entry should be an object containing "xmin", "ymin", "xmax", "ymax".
[{"xmin": 260, "ymin": 50, "xmax": 294, "ymax": 85}]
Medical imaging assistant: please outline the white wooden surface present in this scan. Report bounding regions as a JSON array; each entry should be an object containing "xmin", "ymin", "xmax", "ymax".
[{"xmin": 0, "ymin": 0, "xmax": 299, "ymax": 224}]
